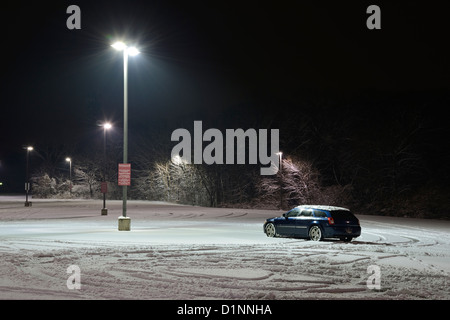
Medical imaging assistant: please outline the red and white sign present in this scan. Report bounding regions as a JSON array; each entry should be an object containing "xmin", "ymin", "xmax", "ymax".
[{"xmin": 118, "ymin": 163, "xmax": 131, "ymax": 186}]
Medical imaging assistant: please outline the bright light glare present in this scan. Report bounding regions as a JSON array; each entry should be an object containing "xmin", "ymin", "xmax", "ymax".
[
  {"xmin": 27, "ymin": 146, "xmax": 33, "ymax": 151},
  {"xmin": 111, "ymin": 41, "xmax": 126, "ymax": 51},
  {"xmin": 104, "ymin": 123, "xmax": 112, "ymax": 130},
  {"xmin": 127, "ymin": 47, "xmax": 140, "ymax": 56},
  {"xmin": 111, "ymin": 41, "xmax": 140, "ymax": 56},
  {"xmin": 172, "ymin": 155, "xmax": 186, "ymax": 165},
  {"xmin": 66, "ymin": 157, "xmax": 71, "ymax": 162}
]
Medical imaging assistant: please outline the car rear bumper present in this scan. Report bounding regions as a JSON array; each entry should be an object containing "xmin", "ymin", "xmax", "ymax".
[{"xmin": 324, "ymin": 225, "xmax": 361, "ymax": 238}]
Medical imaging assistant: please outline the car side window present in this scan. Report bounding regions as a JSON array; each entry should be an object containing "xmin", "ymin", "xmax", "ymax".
[
  {"xmin": 300, "ymin": 209, "xmax": 313, "ymax": 217},
  {"xmin": 313, "ymin": 210, "xmax": 327, "ymax": 218},
  {"xmin": 286, "ymin": 208, "xmax": 300, "ymax": 217}
]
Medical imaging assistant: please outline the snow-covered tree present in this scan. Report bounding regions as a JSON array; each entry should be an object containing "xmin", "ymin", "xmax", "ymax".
[{"xmin": 257, "ymin": 157, "xmax": 321, "ymax": 209}]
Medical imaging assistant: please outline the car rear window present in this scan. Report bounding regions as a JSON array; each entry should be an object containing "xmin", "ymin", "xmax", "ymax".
[{"xmin": 330, "ymin": 210, "xmax": 355, "ymax": 220}]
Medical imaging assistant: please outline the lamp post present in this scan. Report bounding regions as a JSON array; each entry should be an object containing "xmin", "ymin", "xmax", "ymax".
[
  {"xmin": 276, "ymin": 152, "xmax": 283, "ymax": 210},
  {"xmin": 25, "ymin": 146, "xmax": 33, "ymax": 207},
  {"xmin": 111, "ymin": 41, "xmax": 140, "ymax": 231},
  {"xmin": 66, "ymin": 157, "xmax": 72, "ymax": 195},
  {"xmin": 101, "ymin": 122, "xmax": 112, "ymax": 215}
]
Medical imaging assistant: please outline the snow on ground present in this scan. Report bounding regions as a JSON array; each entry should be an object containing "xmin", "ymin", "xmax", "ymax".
[{"xmin": 0, "ymin": 195, "xmax": 449, "ymax": 300}]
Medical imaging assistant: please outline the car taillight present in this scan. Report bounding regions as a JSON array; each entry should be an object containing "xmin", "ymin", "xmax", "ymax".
[{"xmin": 328, "ymin": 217, "xmax": 334, "ymax": 225}]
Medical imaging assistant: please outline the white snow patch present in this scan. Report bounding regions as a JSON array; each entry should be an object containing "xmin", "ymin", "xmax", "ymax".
[{"xmin": 0, "ymin": 196, "xmax": 449, "ymax": 299}]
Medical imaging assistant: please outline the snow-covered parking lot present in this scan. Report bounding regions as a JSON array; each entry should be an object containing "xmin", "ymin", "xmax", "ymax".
[{"xmin": 0, "ymin": 196, "xmax": 449, "ymax": 300}]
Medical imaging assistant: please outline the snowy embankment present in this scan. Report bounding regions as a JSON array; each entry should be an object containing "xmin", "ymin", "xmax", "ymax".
[{"xmin": 0, "ymin": 196, "xmax": 449, "ymax": 299}]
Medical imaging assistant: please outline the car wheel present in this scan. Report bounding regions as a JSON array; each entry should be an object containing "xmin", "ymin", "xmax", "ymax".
[
  {"xmin": 265, "ymin": 223, "xmax": 277, "ymax": 237},
  {"xmin": 309, "ymin": 226, "xmax": 322, "ymax": 241}
]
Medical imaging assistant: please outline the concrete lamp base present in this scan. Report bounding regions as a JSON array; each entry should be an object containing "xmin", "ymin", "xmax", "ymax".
[
  {"xmin": 118, "ymin": 216, "xmax": 131, "ymax": 231},
  {"xmin": 101, "ymin": 208, "xmax": 108, "ymax": 215}
]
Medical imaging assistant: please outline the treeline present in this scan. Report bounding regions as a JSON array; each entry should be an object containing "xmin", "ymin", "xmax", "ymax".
[{"xmin": 31, "ymin": 93, "xmax": 450, "ymax": 219}]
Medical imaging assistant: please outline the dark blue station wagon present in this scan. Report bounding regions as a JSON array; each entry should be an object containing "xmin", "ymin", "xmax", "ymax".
[{"xmin": 263, "ymin": 205, "xmax": 361, "ymax": 242}]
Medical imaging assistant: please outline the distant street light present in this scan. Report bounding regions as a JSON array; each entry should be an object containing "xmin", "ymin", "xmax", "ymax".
[
  {"xmin": 66, "ymin": 157, "xmax": 72, "ymax": 195},
  {"xmin": 111, "ymin": 41, "xmax": 140, "ymax": 231},
  {"xmin": 25, "ymin": 146, "xmax": 33, "ymax": 207},
  {"xmin": 101, "ymin": 122, "xmax": 112, "ymax": 215}
]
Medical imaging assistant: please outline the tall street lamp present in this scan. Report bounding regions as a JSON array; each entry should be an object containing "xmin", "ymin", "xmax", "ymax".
[
  {"xmin": 25, "ymin": 146, "xmax": 33, "ymax": 207},
  {"xmin": 111, "ymin": 41, "xmax": 140, "ymax": 231},
  {"xmin": 66, "ymin": 157, "xmax": 72, "ymax": 195},
  {"xmin": 101, "ymin": 122, "xmax": 112, "ymax": 215},
  {"xmin": 276, "ymin": 152, "xmax": 283, "ymax": 210}
]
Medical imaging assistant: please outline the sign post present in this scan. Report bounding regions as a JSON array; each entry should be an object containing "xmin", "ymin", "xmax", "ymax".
[
  {"xmin": 118, "ymin": 163, "xmax": 131, "ymax": 230},
  {"xmin": 101, "ymin": 182, "xmax": 108, "ymax": 215}
]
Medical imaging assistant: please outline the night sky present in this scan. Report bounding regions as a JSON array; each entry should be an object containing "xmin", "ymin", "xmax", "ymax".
[{"xmin": 1, "ymin": 1, "xmax": 449, "ymax": 193}]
